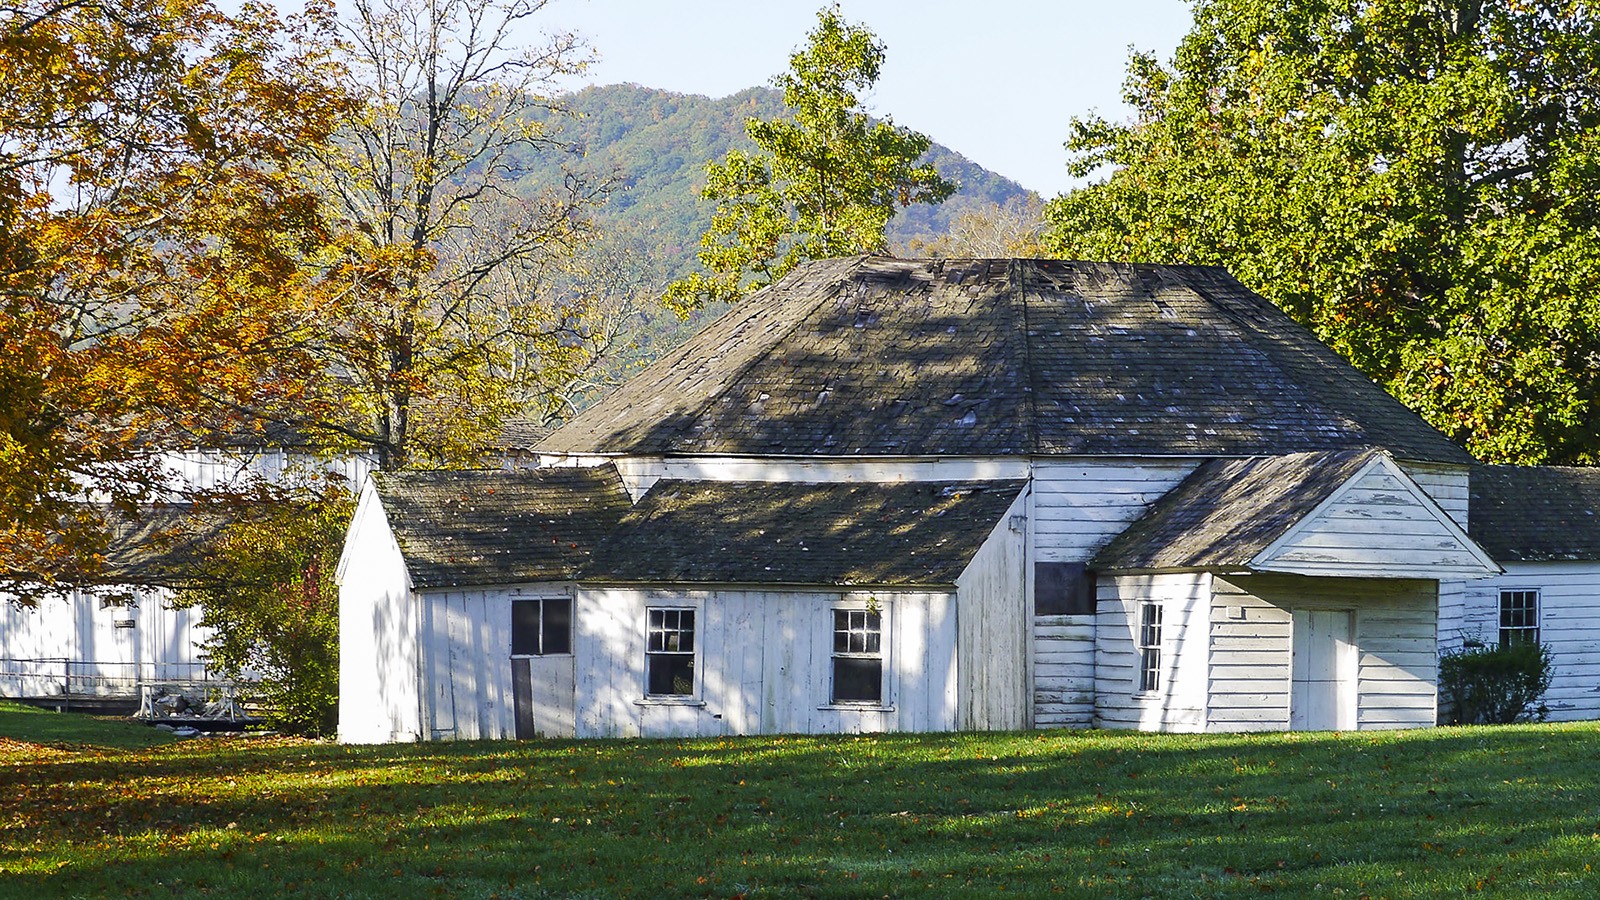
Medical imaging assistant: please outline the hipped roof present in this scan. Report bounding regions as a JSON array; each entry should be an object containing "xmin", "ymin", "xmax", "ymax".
[
  {"xmin": 373, "ymin": 465, "xmax": 631, "ymax": 589},
  {"xmin": 538, "ymin": 257, "xmax": 1469, "ymax": 464},
  {"xmin": 583, "ymin": 478, "xmax": 1027, "ymax": 587}
]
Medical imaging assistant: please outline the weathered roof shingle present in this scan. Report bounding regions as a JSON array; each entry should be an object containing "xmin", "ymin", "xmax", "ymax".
[
  {"xmin": 1091, "ymin": 448, "xmax": 1380, "ymax": 571},
  {"xmin": 1470, "ymin": 465, "xmax": 1600, "ymax": 561},
  {"xmin": 375, "ymin": 465, "xmax": 630, "ymax": 588},
  {"xmin": 584, "ymin": 478, "xmax": 1027, "ymax": 586},
  {"xmin": 538, "ymin": 257, "xmax": 1469, "ymax": 464}
]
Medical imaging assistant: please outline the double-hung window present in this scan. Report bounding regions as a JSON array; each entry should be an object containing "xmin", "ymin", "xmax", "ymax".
[
  {"xmin": 646, "ymin": 608, "xmax": 696, "ymax": 696},
  {"xmin": 512, "ymin": 598, "xmax": 572, "ymax": 656},
  {"xmin": 831, "ymin": 609, "xmax": 883, "ymax": 704},
  {"xmin": 1137, "ymin": 601, "xmax": 1163, "ymax": 693},
  {"xmin": 1499, "ymin": 590, "xmax": 1540, "ymax": 647}
]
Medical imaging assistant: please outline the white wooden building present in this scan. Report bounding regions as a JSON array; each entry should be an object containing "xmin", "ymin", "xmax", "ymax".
[
  {"xmin": 1, "ymin": 444, "xmax": 374, "ymax": 703},
  {"xmin": 336, "ymin": 257, "xmax": 1598, "ymax": 742}
]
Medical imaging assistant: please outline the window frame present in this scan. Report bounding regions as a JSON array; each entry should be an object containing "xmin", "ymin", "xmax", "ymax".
[
  {"xmin": 510, "ymin": 597, "xmax": 573, "ymax": 658},
  {"xmin": 643, "ymin": 606, "xmax": 699, "ymax": 699},
  {"xmin": 1498, "ymin": 589, "xmax": 1541, "ymax": 647},
  {"xmin": 1136, "ymin": 600, "xmax": 1163, "ymax": 695},
  {"xmin": 829, "ymin": 607, "xmax": 886, "ymax": 706}
]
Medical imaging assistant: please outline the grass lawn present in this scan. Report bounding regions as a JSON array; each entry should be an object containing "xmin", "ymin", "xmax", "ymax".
[{"xmin": 2, "ymin": 710, "xmax": 1598, "ymax": 898}]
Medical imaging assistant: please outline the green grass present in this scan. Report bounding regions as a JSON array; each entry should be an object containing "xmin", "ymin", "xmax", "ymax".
[
  {"xmin": 3, "ymin": 714, "xmax": 1599, "ymax": 898},
  {"xmin": 0, "ymin": 700, "xmax": 174, "ymax": 751}
]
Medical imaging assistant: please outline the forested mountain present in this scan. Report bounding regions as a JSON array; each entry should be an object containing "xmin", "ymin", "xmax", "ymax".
[{"xmin": 529, "ymin": 84, "xmax": 1034, "ymax": 282}]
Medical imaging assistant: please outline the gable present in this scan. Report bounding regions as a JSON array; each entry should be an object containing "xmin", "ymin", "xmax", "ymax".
[
  {"xmin": 1093, "ymin": 449, "xmax": 1498, "ymax": 579},
  {"xmin": 1251, "ymin": 455, "xmax": 1498, "ymax": 578}
]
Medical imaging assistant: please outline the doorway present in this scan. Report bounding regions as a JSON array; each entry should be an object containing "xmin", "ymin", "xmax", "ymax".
[{"xmin": 1290, "ymin": 609, "xmax": 1356, "ymax": 730}]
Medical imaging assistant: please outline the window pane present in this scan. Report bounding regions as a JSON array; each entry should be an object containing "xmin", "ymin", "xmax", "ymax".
[
  {"xmin": 511, "ymin": 600, "xmax": 540, "ymax": 656},
  {"xmin": 833, "ymin": 658, "xmax": 882, "ymax": 703},
  {"xmin": 647, "ymin": 654, "xmax": 694, "ymax": 695},
  {"xmin": 542, "ymin": 599, "xmax": 572, "ymax": 655}
]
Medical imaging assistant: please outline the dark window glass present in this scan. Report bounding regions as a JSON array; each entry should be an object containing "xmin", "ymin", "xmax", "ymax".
[
  {"xmin": 512, "ymin": 600, "xmax": 541, "ymax": 656},
  {"xmin": 1035, "ymin": 562, "xmax": 1096, "ymax": 616},
  {"xmin": 831, "ymin": 609, "xmax": 883, "ymax": 704},
  {"xmin": 542, "ymin": 599, "xmax": 572, "ymax": 655},
  {"xmin": 1499, "ymin": 590, "xmax": 1539, "ymax": 646}
]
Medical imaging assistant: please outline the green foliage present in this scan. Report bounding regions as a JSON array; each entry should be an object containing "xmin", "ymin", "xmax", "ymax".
[
  {"xmin": 1044, "ymin": 0, "xmax": 1600, "ymax": 463},
  {"xmin": 665, "ymin": 6, "xmax": 955, "ymax": 310},
  {"xmin": 172, "ymin": 478, "xmax": 351, "ymax": 736},
  {"xmin": 1439, "ymin": 642, "xmax": 1554, "ymax": 725},
  {"xmin": 8, "ymin": 726, "xmax": 1600, "ymax": 895}
]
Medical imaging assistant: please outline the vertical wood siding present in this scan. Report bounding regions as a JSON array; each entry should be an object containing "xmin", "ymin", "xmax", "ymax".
[
  {"xmin": 1446, "ymin": 563, "xmax": 1600, "ymax": 722},
  {"xmin": 1212, "ymin": 575, "xmax": 1437, "ymax": 731},
  {"xmin": 954, "ymin": 490, "xmax": 1030, "ymax": 731},
  {"xmin": 0, "ymin": 587, "xmax": 212, "ymax": 697},
  {"xmin": 416, "ymin": 586, "xmax": 574, "ymax": 739},
  {"xmin": 158, "ymin": 449, "xmax": 374, "ymax": 493},
  {"xmin": 573, "ymin": 587, "xmax": 958, "ymax": 738},
  {"xmin": 1095, "ymin": 573, "xmax": 1211, "ymax": 732},
  {"xmin": 337, "ymin": 486, "xmax": 421, "ymax": 743}
]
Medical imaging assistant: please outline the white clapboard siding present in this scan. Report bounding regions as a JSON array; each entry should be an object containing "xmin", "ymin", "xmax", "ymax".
[
  {"xmin": 1253, "ymin": 457, "xmax": 1496, "ymax": 579},
  {"xmin": 572, "ymin": 587, "xmax": 959, "ymax": 738},
  {"xmin": 337, "ymin": 482, "xmax": 421, "ymax": 743},
  {"xmin": 1032, "ymin": 615, "xmax": 1095, "ymax": 728},
  {"xmin": 1395, "ymin": 461, "xmax": 1470, "ymax": 528},
  {"xmin": 1212, "ymin": 575, "xmax": 1437, "ymax": 732},
  {"xmin": 1033, "ymin": 460, "xmax": 1200, "ymax": 564},
  {"xmin": 552, "ymin": 456, "xmax": 1030, "ymax": 502},
  {"xmin": 1095, "ymin": 573, "xmax": 1210, "ymax": 732},
  {"xmin": 1446, "ymin": 563, "xmax": 1600, "ymax": 722},
  {"xmin": 954, "ymin": 490, "xmax": 1030, "ymax": 731}
]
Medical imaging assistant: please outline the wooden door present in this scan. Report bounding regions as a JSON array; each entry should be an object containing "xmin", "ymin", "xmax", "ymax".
[
  {"xmin": 513, "ymin": 655, "xmax": 576, "ymax": 738},
  {"xmin": 1290, "ymin": 610, "xmax": 1356, "ymax": 731}
]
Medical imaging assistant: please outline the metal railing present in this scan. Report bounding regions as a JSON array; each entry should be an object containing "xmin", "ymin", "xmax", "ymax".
[{"xmin": 0, "ymin": 657, "xmax": 222, "ymax": 701}]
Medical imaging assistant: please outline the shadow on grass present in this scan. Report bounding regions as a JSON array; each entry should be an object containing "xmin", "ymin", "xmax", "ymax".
[{"xmin": 4, "ymin": 725, "xmax": 1599, "ymax": 898}]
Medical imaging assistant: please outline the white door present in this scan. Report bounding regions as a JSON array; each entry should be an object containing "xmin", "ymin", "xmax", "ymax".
[{"xmin": 1290, "ymin": 610, "xmax": 1356, "ymax": 731}]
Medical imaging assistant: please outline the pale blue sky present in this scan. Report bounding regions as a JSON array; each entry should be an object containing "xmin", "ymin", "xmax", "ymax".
[{"xmin": 548, "ymin": 0, "xmax": 1194, "ymax": 196}]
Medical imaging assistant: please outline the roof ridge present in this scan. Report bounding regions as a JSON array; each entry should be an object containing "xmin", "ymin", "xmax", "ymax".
[{"xmin": 1013, "ymin": 259, "xmax": 1040, "ymax": 455}]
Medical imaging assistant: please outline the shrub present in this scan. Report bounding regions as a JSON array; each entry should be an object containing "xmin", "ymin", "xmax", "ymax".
[{"xmin": 1438, "ymin": 642, "xmax": 1554, "ymax": 725}]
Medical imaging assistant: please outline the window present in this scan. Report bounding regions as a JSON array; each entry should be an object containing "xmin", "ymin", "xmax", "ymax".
[
  {"xmin": 831, "ymin": 609, "xmax": 883, "ymax": 704},
  {"xmin": 1499, "ymin": 590, "xmax": 1540, "ymax": 647},
  {"xmin": 1035, "ymin": 562, "xmax": 1096, "ymax": 616},
  {"xmin": 511, "ymin": 598, "xmax": 572, "ymax": 656},
  {"xmin": 1137, "ymin": 601, "xmax": 1163, "ymax": 693},
  {"xmin": 646, "ymin": 608, "xmax": 695, "ymax": 696}
]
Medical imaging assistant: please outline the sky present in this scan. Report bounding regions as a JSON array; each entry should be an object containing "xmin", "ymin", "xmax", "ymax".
[{"xmin": 545, "ymin": 0, "xmax": 1195, "ymax": 197}]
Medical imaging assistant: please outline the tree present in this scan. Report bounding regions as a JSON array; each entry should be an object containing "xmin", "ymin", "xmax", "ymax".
[
  {"xmin": 665, "ymin": 5, "xmax": 954, "ymax": 310},
  {"xmin": 184, "ymin": 0, "xmax": 609, "ymax": 471},
  {"xmin": 1, "ymin": 0, "xmax": 347, "ymax": 599},
  {"xmin": 171, "ymin": 475, "xmax": 351, "ymax": 736},
  {"xmin": 899, "ymin": 195, "xmax": 1048, "ymax": 259},
  {"xmin": 1043, "ymin": 0, "xmax": 1600, "ymax": 464}
]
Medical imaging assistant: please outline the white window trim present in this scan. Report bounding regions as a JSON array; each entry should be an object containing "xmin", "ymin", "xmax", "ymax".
[
  {"xmin": 1133, "ymin": 600, "xmax": 1163, "ymax": 698},
  {"xmin": 642, "ymin": 604, "xmax": 702, "ymax": 702},
  {"xmin": 820, "ymin": 599, "xmax": 894, "ymax": 712},
  {"xmin": 1498, "ymin": 588, "xmax": 1541, "ymax": 647}
]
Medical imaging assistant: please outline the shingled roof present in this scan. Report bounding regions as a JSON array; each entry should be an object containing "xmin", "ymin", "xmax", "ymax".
[
  {"xmin": 1470, "ymin": 465, "xmax": 1600, "ymax": 561},
  {"xmin": 374, "ymin": 465, "xmax": 630, "ymax": 588},
  {"xmin": 1091, "ymin": 449, "xmax": 1380, "ymax": 571},
  {"xmin": 537, "ymin": 257, "xmax": 1469, "ymax": 464},
  {"xmin": 584, "ymin": 479, "xmax": 1027, "ymax": 586}
]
